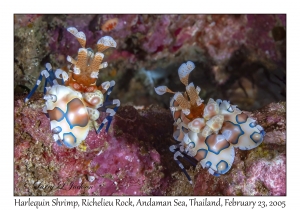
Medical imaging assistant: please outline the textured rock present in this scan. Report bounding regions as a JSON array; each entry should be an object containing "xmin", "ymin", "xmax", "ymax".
[
  {"xmin": 254, "ymin": 102, "xmax": 286, "ymax": 145},
  {"xmin": 14, "ymin": 14, "xmax": 285, "ymax": 110},
  {"xmin": 14, "ymin": 93, "xmax": 286, "ymax": 196},
  {"xmin": 14, "ymin": 14, "xmax": 286, "ymax": 196},
  {"xmin": 14, "ymin": 94, "xmax": 172, "ymax": 195}
]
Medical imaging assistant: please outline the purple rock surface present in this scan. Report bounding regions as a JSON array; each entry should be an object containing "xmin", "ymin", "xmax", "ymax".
[
  {"xmin": 14, "ymin": 14, "xmax": 286, "ymax": 196},
  {"xmin": 14, "ymin": 14, "xmax": 285, "ymax": 110},
  {"xmin": 14, "ymin": 93, "xmax": 286, "ymax": 196}
]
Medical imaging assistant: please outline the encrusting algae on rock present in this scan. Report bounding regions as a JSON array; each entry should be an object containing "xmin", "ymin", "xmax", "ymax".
[
  {"xmin": 14, "ymin": 91, "xmax": 285, "ymax": 195},
  {"xmin": 14, "ymin": 14, "xmax": 286, "ymax": 196}
]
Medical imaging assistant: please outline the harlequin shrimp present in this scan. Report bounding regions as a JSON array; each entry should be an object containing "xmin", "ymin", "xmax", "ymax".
[
  {"xmin": 155, "ymin": 61, "xmax": 265, "ymax": 184},
  {"xmin": 25, "ymin": 27, "xmax": 120, "ymax": 148}
]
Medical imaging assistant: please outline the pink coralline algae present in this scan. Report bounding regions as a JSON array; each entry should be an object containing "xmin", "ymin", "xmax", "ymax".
[
  {"xmin": 86, "ymin": 131, "xmax": 164, "ymax": 195},
  {"xmin": 245, "ymin": 152, "xmax": 286, "ymax": 196},
  {"xmin": 13, "ymin": 14, "xmax": 286, "ymax": 196},
  {"xmin": 141, "ymin": 15, "xmax": 173, "ymax": 54},
  {"xmin": 14, "ymin": 94, "xmax": 171, "ymax": 196},
  {"xmin": 254, "ymin": 102, "xmax": 286, "ymax": 145},
  {"xmin": 14, "ymin": 14, "xmax": 285, "ymax": 113},
  {"xmin": 14, "ymin": 14, "xmax": 286, "ymax": 73},
  {"xmin": 14, "ymin": 91, "xmax": 285, "ymax": 195}
]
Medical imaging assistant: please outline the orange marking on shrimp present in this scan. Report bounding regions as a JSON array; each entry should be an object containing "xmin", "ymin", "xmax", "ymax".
[{"xmin": 101, "ymin": 18, "xmax": 118, "ymax": 32}]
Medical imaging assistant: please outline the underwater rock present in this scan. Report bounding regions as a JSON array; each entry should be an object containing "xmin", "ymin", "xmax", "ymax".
[
  {"xmin": 14, "ymin": 15, "xmax": 286, "ymax": 109},
  {"xmin": 14, "ymin": 94, "xmax": 171, "ymax": 195},
  {"xmin": 14, "ymin": 94, "xmax": 285, "ymax": 196},
  {"xmin": 253, "ymin": 102, "xmax": 286, "ymax": 145}
]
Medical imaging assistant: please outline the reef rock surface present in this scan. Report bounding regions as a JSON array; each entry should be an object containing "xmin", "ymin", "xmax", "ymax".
[
  {"xmin": 14, "ymin": 94, "xmax": 286, "ymax": 196},
  {"xmin": 14, "ymin": 14, "xmax": 286, "ymax": 110}
]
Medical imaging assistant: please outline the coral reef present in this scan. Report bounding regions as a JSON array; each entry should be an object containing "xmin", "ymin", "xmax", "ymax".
[
  {"xmin": 14, "ymin": 14, "xmax": 285, "ymax": 110},
  {"xmin": 14, "ymin": 93, "xmax": 286, "ymax": 195},
  {"xmin": 14, "ymin": 14, "xmax": 286, "ymax": 196},
  {"xmin": 14, "ymin": 94, "xmax": 171, "ymax": 195}
]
